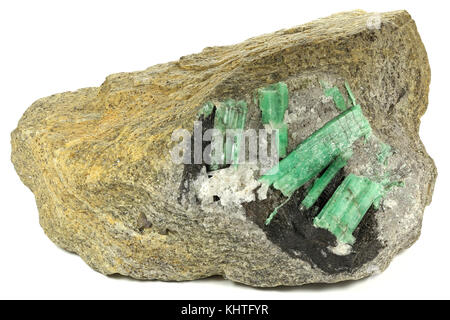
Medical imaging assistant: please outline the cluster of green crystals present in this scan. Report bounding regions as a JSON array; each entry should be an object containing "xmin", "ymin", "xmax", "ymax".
[
  {"xmin": 211, "ymin": 99, "xmax": 248, "ymax": 169},
  {"xmin": 260, "ymin": 105, "xmax": 372, "ymax": 197},
  {"xmin": 313, "ymin": 174, "xmax": 384, "ymax": 244},
  {"xmin": 199, "ymin": 81, "xmax": 398, "ymax": 246},
  {"xmin": 260, "ymin": 81, "xmax": 396, "ymax": 245},
  {"xmin": 257, "ymin": 82, "xmax": 289, "ymax": 158}
]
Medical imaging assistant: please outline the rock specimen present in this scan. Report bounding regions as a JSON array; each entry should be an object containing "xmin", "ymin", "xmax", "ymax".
[{"xmin": 11, "ymin": 10, "xmax": 436, "ymax": 287}]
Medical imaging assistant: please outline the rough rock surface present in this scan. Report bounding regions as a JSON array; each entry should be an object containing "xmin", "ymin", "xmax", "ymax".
[{"xmin": 11, "ymin": 10, "xmax": 436, "ymax": 287}]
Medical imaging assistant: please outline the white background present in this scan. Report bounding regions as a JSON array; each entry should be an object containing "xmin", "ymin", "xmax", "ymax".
[{"xmin": 0, "ymin": 0, "xmax": 448, "ymax": 300}]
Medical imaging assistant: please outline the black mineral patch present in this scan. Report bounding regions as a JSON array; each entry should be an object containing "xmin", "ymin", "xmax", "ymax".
[
  {"xmin": 178, "ymin": 109, "xmax": 216, "ymax": 200},
  {"xmin": 243, "ymin": 169, "xmax": 385, "ymax": 275}
]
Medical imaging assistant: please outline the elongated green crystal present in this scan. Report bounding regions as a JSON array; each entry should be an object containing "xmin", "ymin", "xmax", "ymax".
[
  {"xmin": 314, "ymin": 174, "xmax": 384, "ymax": 245},
  {"xmin": 211, "ymin": 99, "xmax": 248, "ymax": 169},
  {"xmin": 345, "ymin": 82, "xmax": 356, "ymax": 107},
  {"xmin": 324, "ymin": 86, "xmax": 347, "ymax": 111},
  {"xmin": 258, "ymin": 82, "xmax": 288, "ymax": 124},
  {"xmin": 301, "ymin": 149, "xmax": 353, "ymax": 209},
  {"xmin": 265, "ymin": 195, "xmax": 292, "ymax": 226},
  {"xmin": 260, "ymin": 105, "xmax": 371, "ymax": 197},
  {"xmin": 258, "ymin": 82, "xmax": 289, "ymax": 158}
]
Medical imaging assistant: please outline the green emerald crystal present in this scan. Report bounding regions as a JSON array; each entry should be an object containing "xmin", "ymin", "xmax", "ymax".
[
  {"xmin": 313, "ymin": 174, "xmax": 384, "ymax": 245},
  {"xmin": 345, "ymin": 82, "xmax": 356, "ymax": 107},
  {"xmin": 260, "ymin": 105, "xmax": 372, "ymax": 197},
  {"xmin": 301, "ymin": 149, "xmax": 353, "ymax": 209},
  {"xmin": 265, "ymin": 195, "xmax": 292, "ymax": 226},
  {"xmin": 324, "ymin": 86, "xmax": 348, "ymax": 111},
  {"xmin": 258, "ymin": 82, "xmax": 288, "ymax": 124},
  {"xmin": 211, "ymin": 99, "xmax": 248, "ymax": 169},
  {"xmin": 197, "ymin": 101, "xmax": 215, "ymax": 118},
  {"xmin": 214, "ymin": 99, "xmax": 248, "ymax": 132},
  {"xmin": 258, "ymin": 82, "xmax": 289, "ymax": 158}
]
